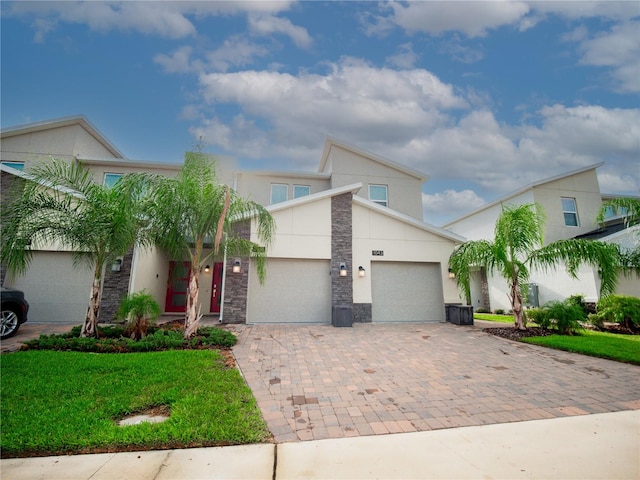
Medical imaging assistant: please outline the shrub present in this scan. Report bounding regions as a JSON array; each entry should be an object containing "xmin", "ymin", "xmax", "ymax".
[
  {"xmin": 593, "ymin": 295, "xmax": 640, "ymax": 330},
  {"xmin": 542, "ymin": 300, "xmax": 585, "ymax": 335},
  {"xmin": 495, "ymin": 309, "xmax": 505, "ymax": 315},
  {"xmin": 525, "ymin": 307, "xmax": 550, "ymax": 329},
  {"xmin": 116, "ymin": 290, "xmax": 161, "ymax": 340},
  {"xmin": 566, "ymin": 294, "xmax": 589, "ymax": 316},
  {"xmin": 475, "ymin": 308, "xmax": 491, "ymax": 314}
]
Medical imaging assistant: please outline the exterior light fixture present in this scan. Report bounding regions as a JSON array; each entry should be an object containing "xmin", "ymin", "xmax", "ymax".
[
  {"xmin": 448, "ymin": 269, "xmax": 456, "ymax": 279},
  {"xmin": 358, "ymin": 266, "xmax": 366, "ymax": 277},
  {"xmin": 232, "ymin": 259, "xmax": 241, "ymax": 273},
  {"xmin": 204, "ymin": 265, "xmax": 211, "ymax": 273},
  {"xmin": 111, "ymin": 258, "xmax": 122, "ymax": 272},
  {"xmin": 339, "ymin": 263, "xmax": 348, "ymax": 277}
]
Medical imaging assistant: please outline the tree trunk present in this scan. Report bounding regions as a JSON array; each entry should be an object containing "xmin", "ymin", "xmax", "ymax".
[
  {"xmin": 510, "ymin": 279, "xmax": 526, "ymax": 330},
  {"xmin": 81, "ymin": 269, "xmax": 102, "ymax": 338},
  {"xmin": 184, "ymin": 270, "xmax": 200, "ymax": 338}
]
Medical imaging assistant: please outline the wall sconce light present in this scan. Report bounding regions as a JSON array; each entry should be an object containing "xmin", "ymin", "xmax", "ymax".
[
  {"xmin": 448, "ymin": 269, "xmax": 456, "ymax": 279},
  {"xmin": 204, "ymin": 265, "xmax": 211, "ymax": 274},
  {"xmin": 358, "ymin": 266, "xmax": 366, "ymax": 277},
  {"xmin": 232, "ymin": 259, "xmax": 241, "ymax": 273},
  {"xmin": 339, "ymin": 263, "xmax": 347, "ymax": 277},
  {"xmin": 111, "ymin": 258, "xmax": 122, "ymax": 272}
]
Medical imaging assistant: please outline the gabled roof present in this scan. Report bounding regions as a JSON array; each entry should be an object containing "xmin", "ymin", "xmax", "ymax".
[
  {"xmin": 0, "ymin": 115, "xmax": 125, "ymax": 159},
  {"xmin": 442, "ymin": 162, "xmax": 605, "ymax": 228},
  {"xmin": 318, "ymin": 136, "xmax": 429, "ymax": 182},
  {"xmin": 264, "ymin": 181, "xmax": 465, "ymax": 243}
]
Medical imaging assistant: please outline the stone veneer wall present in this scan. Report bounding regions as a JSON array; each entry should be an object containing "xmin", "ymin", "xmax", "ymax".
[
  {"xmin": 1, "ymin": 171, "xmax": 25, "ymax": 286},
  {"xmin": 352, "ymin": 303, "xmax": 372, "ymax": 323},
  {"xmin": 99, "ymin": 249, "xmax": 134, "ymax": 322},
  {"xmin": 222, "ymin": 220, "xmax": 250, "ymax": 324},
  {"xmin": 331, "ymin": 193, "xmax": 353, "ymax": 308}
]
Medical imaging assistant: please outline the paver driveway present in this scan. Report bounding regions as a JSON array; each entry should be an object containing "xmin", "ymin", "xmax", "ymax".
[{"xmin": 231, "ymin": 322, "xmax": 640, "ymax": 443}]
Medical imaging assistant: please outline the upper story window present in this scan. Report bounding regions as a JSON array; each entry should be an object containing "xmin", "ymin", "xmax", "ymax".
[
  {"xmin": 602, "ymin": 204, "xmax": 629, "ymax": 220},
  {"xmin": 369, "ymin": 184, "xmax": 388, "ymax": 207},
  {"xmin": 270, "ymin": 183, "xmax": 288, "ymax": 204},
  {"xmin": 293, "ymin": 185, "xmax": 310, "ymax": 198},
  {"xmin": 561, "ymin": 197, "xmax": 579, "ymax": 226},
  {"xmin": 1, "ymin": 161, "xmax": 25, "ymax": 171},
  {"xmin": 103, "ymin": 173, "xmax": 123, "ymax": 189}
]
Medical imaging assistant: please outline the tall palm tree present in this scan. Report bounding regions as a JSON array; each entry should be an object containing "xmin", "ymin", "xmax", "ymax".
[
  {"xmin": 1, "ymin": 159, "xmax": 148, "ymax": 337},
  {"xmin": 448, "ymin": 203, "xmax": 621, "ymax": 330},
  {"xmin": 141, "ymin": 150, "xmax": 275, "ymax": 338}
]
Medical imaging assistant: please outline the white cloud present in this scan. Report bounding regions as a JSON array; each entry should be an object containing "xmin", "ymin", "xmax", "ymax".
[
  {"xmin": 205, "ymin": 36, "xmax": 271, "ymax": 72},
  {"xmin": 422, "ymin": 189, "xmax": 486, "ymax": 216},
  {"xmin": 248, "ymin": 13, "xmax": 312, "ymax": 48},
  {"xmin": 576, "ymin": 21, "xmax": 640, "ymax": 93},
  {"xmin": 154, "ymin": 46, "xmax": 195, "ymax": 74},
  {"xmin": 386, "ymin": 42, "xmax": 419, "ymax": 69}
]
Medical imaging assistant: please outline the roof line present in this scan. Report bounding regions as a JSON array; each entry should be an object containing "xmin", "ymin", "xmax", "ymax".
[
  {"xmin": 266, "ymin": 182, "xmax": 363, "ymax": 213},
  {"xmin": 1, "ymin": 115, "xmax": 125, "ymax": 159},
  {"xmin": 352, "ymin": 196, "xmax": 466, "ymax": 243},
  {"xmin": 441, "ymin": 161, "xmax": 605, "ymax": 228},
  {"xmin": 318, "ymin": 136, "xmax": 429, "ymax": 182}
]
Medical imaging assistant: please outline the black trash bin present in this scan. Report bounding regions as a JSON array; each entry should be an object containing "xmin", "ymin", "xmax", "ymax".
[
  {"xmin": 446, "ymin": 304, "xmax": 474, "ymax": 325},
  {"xmin": 332, "ymin": 305, "xmax": 353, "ymax": 327}
]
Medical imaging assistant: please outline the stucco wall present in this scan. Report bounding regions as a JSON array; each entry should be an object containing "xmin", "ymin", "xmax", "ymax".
[{"xmin": 327, "ymin": 145, "xmax": 423, "ymax": 220}]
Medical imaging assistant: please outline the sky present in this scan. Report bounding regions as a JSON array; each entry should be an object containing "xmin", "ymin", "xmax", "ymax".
[{"xmin": 1, "ymin": 1, "xmax": 639, "ymax": 225}]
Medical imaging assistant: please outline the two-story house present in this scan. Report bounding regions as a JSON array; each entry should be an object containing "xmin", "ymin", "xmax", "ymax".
[
  {"xmin": 442, "ymin": 164, "xmax": 639, "ymax": 312},
  {"xmin": 2, "ymin": 115, "xmax": 465, "ymax": 326}
]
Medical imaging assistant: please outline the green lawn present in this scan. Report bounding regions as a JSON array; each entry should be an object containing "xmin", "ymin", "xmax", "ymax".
[
  {"xmin": 474, "ymin": 313, "xmax": 515, "ymax": 324},
  {"xmin": 0, "ymin": 349, "xmax": 270, "ymax": 458},
  {"xmin": 523, "ymin": 330, "xmax": 640, "ymax": 365}
]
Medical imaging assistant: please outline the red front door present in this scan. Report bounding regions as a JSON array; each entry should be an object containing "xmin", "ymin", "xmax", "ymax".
[
  {"xmin": 210, "ymin": 262, "xmax": 224, "ymax": 314},
  {"xmin": 165, "ymin": 261, "xmax": 191, "ymax": 312}
]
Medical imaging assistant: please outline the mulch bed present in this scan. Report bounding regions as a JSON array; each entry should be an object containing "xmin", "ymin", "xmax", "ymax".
[{"xmin": 483, "ymin": 326, "xmax": 553, "ymax": 341}]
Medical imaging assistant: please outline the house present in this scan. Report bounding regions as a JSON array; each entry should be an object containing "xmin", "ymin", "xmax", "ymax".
[
  {"xmin": 442, "ymin": 164, "xmax": 640, "ymax": 312},
  {"xmin": 1, "ymin": 115, "xmax": 465, "ymax": 326}
]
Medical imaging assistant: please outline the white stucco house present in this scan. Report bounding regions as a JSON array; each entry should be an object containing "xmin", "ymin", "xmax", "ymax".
[
  {"xmin": 442, "ymin": 164, "xmax": 640, "ymax": 312},
  {"xmin": 1, "ymin": 115, "xmax": 465, "ymax": 326}
]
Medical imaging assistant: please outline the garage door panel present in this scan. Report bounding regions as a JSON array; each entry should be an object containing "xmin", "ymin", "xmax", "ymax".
[
  {"xmin": 5, "ymin": 251, "xmax": 93, "ymax": 324},
  {"xmin": 247, "ymin": 259, "xmax": 331, "ymax": 324},
  {"xmin": 371, "ymin": 262, "xmax": 444, "ymax": 322}
]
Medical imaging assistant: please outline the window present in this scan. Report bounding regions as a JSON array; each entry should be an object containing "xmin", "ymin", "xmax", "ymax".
[
  {"xmin": 293, "ymin": 185, "xmax": 310, "ymax": 198},
  {"xmin": 561, "ymin": 197, "xmax": 579, "ymax": 226},
  {"xmin": 270, "ymin": 184, "xmax": 288, "ymax": 204},
  {"xmin": 103, "ymin": 173, "xmax": 123, "ymax": 189},
  {"xmin": 369, "ymin": 184, "xmax": 388, "ymax": 207},
  {"xmin": 1, "ymin": 161, "xmax": 25, "ymax": 171}
]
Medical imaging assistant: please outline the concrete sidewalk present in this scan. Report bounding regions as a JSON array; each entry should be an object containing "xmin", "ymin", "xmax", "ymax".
[{"xmin": 2, "ymin": 410, "xmax": 638, "ymax": 480}]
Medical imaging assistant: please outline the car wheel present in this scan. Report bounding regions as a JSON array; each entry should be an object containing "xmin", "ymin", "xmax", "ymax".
[{"xmin": 1, "ymin": 308, "xmax": 20, "ymax": 339}]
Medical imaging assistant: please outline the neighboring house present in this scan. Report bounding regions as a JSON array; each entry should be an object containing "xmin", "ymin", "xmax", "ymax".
[
  {"xmin": 442, "ymin": 164, "xmax": 640, "ymax": 312},
  {"xmin": 1, "ymin": 115, "xmax": 465, "ymax": 325}
]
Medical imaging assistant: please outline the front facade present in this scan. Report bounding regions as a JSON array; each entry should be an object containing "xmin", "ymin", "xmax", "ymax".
[
  {"xmin": 443, "ymin": 164, "xmax": 639, "ymax": 311},
  {"xmin": 1, "ymin": 116, "xmax": 464, "ymax": 325}
]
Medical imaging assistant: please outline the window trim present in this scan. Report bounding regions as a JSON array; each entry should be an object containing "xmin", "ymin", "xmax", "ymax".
[
  {"xmin": 368, "ymin": 184, "xmax": 388, "ymax": 207},
  {"xmin": 103, "ymin": 173, "xmax": 124, "ymax": 189},
  {"xmin": 270, "ymin": 183, "xmax": 288, "ymax": 204},
  {"xmin": 293, "ymin": 184, "xmax": 311, "ymax": 198},
  {"xmin": 561, "ymin": 197, "xmax": 579, "ymax": 227}
]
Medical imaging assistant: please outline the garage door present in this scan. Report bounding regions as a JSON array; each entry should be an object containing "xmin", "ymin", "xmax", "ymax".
[
  {"xmin": 371, "ymin": 262, "xmax": 445, "ymax": 322},
  {"xmin": 247, "ymin": 258, "xmax": 331, "ymax": 324},
  {"xmin": 4, "ymin": 251, "xmax": 93, "ymax": 324}
]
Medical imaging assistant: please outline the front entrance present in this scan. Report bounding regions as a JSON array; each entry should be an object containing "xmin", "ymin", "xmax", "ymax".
[
  {"xmin": 210, "ymin": 262, "xmax": 224, "ymax": 314},
  {"xmin": 165, "ymin": 261, "xmax": 190, "ymax": 312}
]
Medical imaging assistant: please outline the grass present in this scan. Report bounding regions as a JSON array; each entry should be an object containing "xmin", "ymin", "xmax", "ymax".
[
  {"xmin": 474, "ymin": 313, "xmax": 515, "ymax": 323},
  {"xmin": 0, "ymin": 349, "xmax": 270, "ymax": 458},
  {"xmin": 523, "ymin": 330, "xmax": 640, "ymax": 365}
]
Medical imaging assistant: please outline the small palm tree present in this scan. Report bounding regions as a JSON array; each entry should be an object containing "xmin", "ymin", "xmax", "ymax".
[
  {"xmin": 116, "ymin": 290, "xmax": 161, "ymax": 340},
  {"xmin": 449, "ymin": 203, "xmax": 621, "ymax": 330},
  {"xmin": 597, "ymin": 197, "xmax": 640, "ymax": 273},
  {"xmin": 1, "ymin": 159, "xmax": 148, "ymax": 337},
  {"xmin": 140, "ymin": 149, "xmax": 275, "ymax": 338}
]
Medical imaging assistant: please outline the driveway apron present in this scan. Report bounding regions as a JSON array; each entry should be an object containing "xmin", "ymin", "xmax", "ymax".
[{"xmin": 231, "ymin": 322, "xmax": 640, "ymax": 443}]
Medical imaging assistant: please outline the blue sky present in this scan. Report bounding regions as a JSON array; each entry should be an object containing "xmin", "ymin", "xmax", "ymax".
[{"xmin": 2, "ymin": 1, "xmax": 639, "ymax": 225}]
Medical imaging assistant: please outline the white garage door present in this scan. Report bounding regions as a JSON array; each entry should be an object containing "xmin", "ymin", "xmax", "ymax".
[
  {"xmin": 371, "ymin": 262, "xmax": 445, "ymax": 322},
  {"xmin": 5, "ymin": 251, "xmax": 93, "ymax": 324},
  {"xmin": 247, "ymin": 258, "xmax": 331, "ymax": 324}
]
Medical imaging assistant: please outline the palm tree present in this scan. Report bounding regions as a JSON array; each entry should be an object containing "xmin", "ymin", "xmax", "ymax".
[
  {"xmin": 597, "ymin": 196, "xmax": 640, "ymax": 273},
  {"xmin": 448, "ymin": 203, "xmax": 621, "ymax": 330},
  {"xmin": 1, "ymin": 159, "xmax": 148, "ymax": 337},
  {"xmin": 141, "ymin": 150, "xmax": 275, "ymax": 338},
  {"xmin": 116, "ymin": 290, "xmax": 161, "ymax": 340}
]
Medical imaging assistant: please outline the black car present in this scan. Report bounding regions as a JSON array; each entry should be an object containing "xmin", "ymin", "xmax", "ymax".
[{"xmin": 1, "ymin": 287, "xmax": 29, "ymax": 339}]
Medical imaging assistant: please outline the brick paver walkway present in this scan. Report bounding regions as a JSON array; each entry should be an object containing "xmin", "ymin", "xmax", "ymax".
[{"xmin": 231, "ymin": 322, "xmax": 640, "ymax": 443}]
